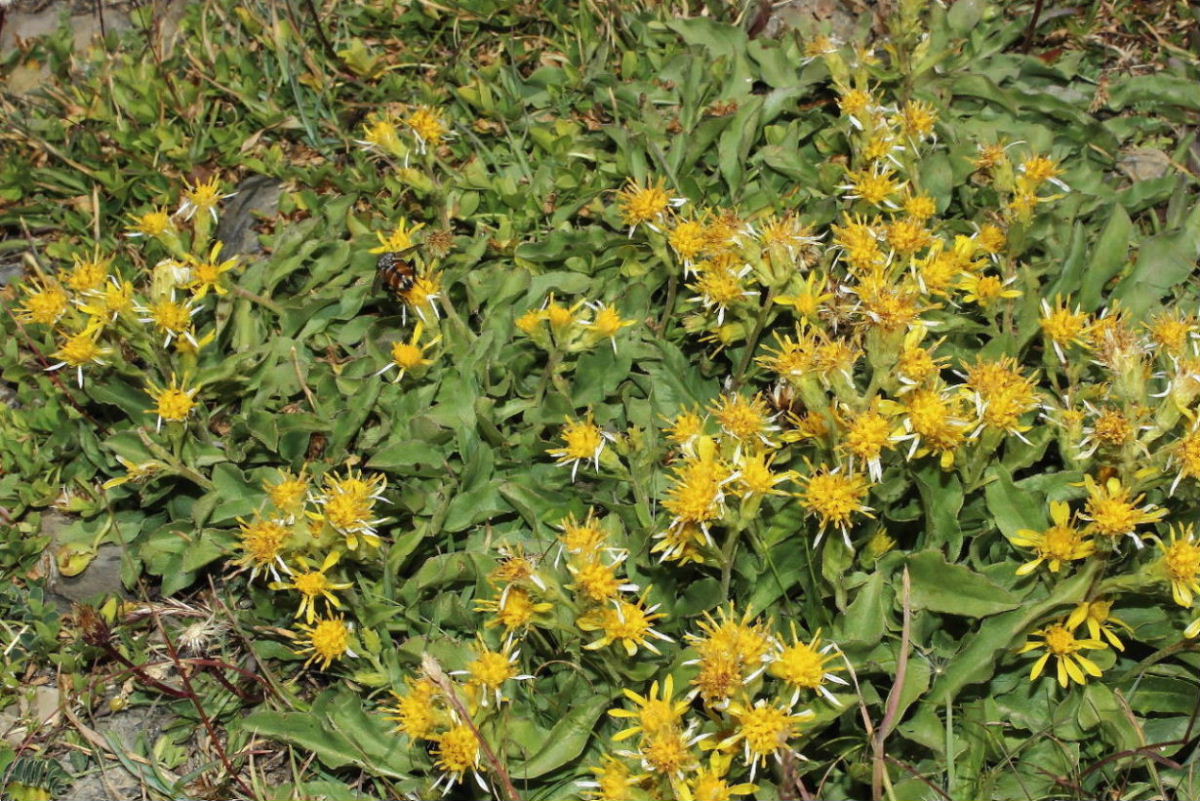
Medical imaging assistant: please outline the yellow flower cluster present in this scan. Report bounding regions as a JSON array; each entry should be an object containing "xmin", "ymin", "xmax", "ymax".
[{"xmin": 581, "ymin": 605, "xmax": 844, "ymax": 798}]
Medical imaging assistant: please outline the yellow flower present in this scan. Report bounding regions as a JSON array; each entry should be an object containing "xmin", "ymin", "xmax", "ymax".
[
  {"xmin": 721, "ymin": 698, "xmax": 813, "ymax": 780},
  {"xmin": 369, "ymin": 218, "xmax": 426, "ymax": 254},
  {"xmin": 126, "ymin": 208, "xmax": 174, "ymax": 238},
  {"xmin": 232, "ymin": 516, "xmax": 293, "ymax": 581},
  {"xmin": 65, "ymin": 253, "xmax": 111, "ymax": 293},
  {"xmin": 385, "ymin": 676, "xmax": 442, "ymax": 741},
  {"xmin": 76, "ymin": 277, "xmax": 136, "ymax": 326},
  {"xmin": 475, "ymin": 586, "xmax": 553, "ymax": 633},
  {"xmin": 729, "ymin": 450, "xmax": 793, "ymax": 498},
  {"xmin": 886, "ymin": 217, "xmax": 932, "ymax": 256},
  {"xmin": 452, "ymin": 637, "xmax": 532, "ymax": 708},
  {"xmin": 138, "ymin": 292, "xmax": 199, "ymax": 349},
  {"xmin": 794, "ymin": 465, "xmax": 873, "ymax": 545},
  {"xmin": 900, "ymin": 99, "xmax": 938, "ymax": 140},
  {"xmin": 1009, "ymin": 501, "xmax": 1095, "ymax": 575},
  {"xmin": 688, "ymin": 258, "xmax": 759, "ymax": 325},
  {"xmin": 264, "ymin": 467, "xmax": 310, "ymax": 520},
  {"xmin": 710, "ymin": 393, "xmax": 778, "ymax": 446},
  {"xmin": 582, "ymin": 302, "xmax": 637, "ymax": 352},
  {"xmin": 428, "ymin": 723, "xmax": 484, "ymax": 795},
  {"xmin": 177, "ymin": 175, "xmax": 234, "ymax": 221},
  {"xmin": 48, "ymin": 330, "xmax": 112, "ymax": 388},
  {"xmin": 1152, "ymin": 523, "xmax": 1200, "ymax": 607},
  {"xmin": 775, "ymin": 272, "xmax": 834, "ymax": 321},
  {"xmin": 489, "ymin": 542, "xmax": 547, "ymax": 591},
  {"xmin": 578, "ymin": 756, "xmax": 649, "ymax": 801},
  {"xmin": 884, "ymin": 383, "xmax": 969, "ymax": 467},
  {"xmin": 1020, "ymin": 154, "xmax": 1067, "ymax": 190},
  {"xmin": 609, "ymin": 674, "xmax": 689, "ymax": 741},
  {"xmin": 662, "ymin": 439, "xmax": 732, "ymax": 541},
  {"xmin": 679, "ymin": 752, "xmax": 757, "ymax": 801},
  {"xmin": 18, "ymin": 279, "xmax": 70, "ymax": 326},
  {"xmin": 616, "ymin": 177, "xmax": 684, "ymax": 234},
  {"xmin": 1040, "ymin": 295, "xmax": 1090, "ymax": 362},
  {"xmin": 544, "ymin": 293, "xmax": 587, "ymax": 332},
  {"xmin": 376, "ymin": 321, "xmax": 439, "ymax": 382},
  {"xmin": 838, "ymin": 401, "xmax": 893, "ymax": 481},
  {"xmin": 405, "ymin": 105, "xmax": 450, "ymax": 152},
  {"xmin": 566, "ymin": 552, "xmax": 636, "ymax": 605},
  {"xmin": 769, "ymin": 625, "xmax": 847, "ymax": 705},
  {"xmin": 548, "ymin": 414, "xmax": 611, "ymax": 480},
  {"xmin": 684, "ymin": 605, "xmax": 774, "ymax": 708},
  {"xmin": 398, "ymin": 272, "xmax": 443, "ymax": 324},
  {"xmin": 357, "ymin": 116, "xmax": 403, "ymax": 156},
  {"xmin": 903, "ymin": 194, "xmax": 937, "ymax": 221},
  {"xmin": 184, "ymin": 242, "xmax": 239, "ymax": 300},
  {"xmin": 1067, "ymin": 600, "xmax": 1130, "ymax": 651},
  {"xmin": 309, "ymin": 469, "xmax": 387, "ymax": 549},
  {"xmin": 669, "ymin": 217, "xmax": 710, "ymax": 267},
  {"xmin": 101, "ymin": 456, "xmax": 166, "ymax": 490},
  {"xmin": 556, "ymin": 508, "xmax": 608, "ymax": 558},
  {"xmin": 958, "ymin": 272, "xmax": 1021, "ymax": 308},
  {"xmin": 1078, "ymin": 475, "xmax": 1167, "ymax": 548},
  {"xmin": 579, "ymin": 590, "xmax": 672, "ymax": 657},
  {"xmin": 664, "ymin": 406, "xmax": 707, "ymax": 452},
  {"xmin": 1017, "ymin": 620, "xmax": 1106, "ymax": 688},
  {"xmin": 515, "ymin": 308, "xmax": 547, "ymax": 336},
  {"xmin": 962, "ymin": 357, "xmax": 1040, "ymax": 439},
  {"xmin": 145, "ymin": 374, "xmax": 199, "ymax": 432},
  {"xmin": 1146, "ymin": 309, "xmax": 1198, "ymax": 356},
  {"xmin": 292, "ymin": 615, "xmax": 357, "ymax": 670},
  {"xmin": 270, "ymin": 551, "xmax": 353, "ymax": 624},
  {"xmin": 839, "ymin": 164, "xmax": 904, "ymax": 208}
]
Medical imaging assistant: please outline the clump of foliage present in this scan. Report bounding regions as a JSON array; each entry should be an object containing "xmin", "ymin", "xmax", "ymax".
[{"xmin": 2, "ymin": 0, "xmax": 1200, "ymax": 799}]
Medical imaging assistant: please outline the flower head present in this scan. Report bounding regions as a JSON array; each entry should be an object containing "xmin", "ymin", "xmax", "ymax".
[
  {"xmin": 177, "ymin": 175, "xmax": 234, "ymax": 221},
  {"xmin": 184, "ymin": 242, "xmax": 238, "ymax": 300},
  {"xmin": 232, "ymin": 516, "xmax": 293, "ymax": 581},
  {"xmin": 292, "ymin": 615, "xmax": 357, "ymax": 670},
  {"xmin": 769, "ymin": 625, "xmax": 847, "ymax": 705},
  {"xmin": 616, "ymin": 177, "xmax": 684, "ymax": 235},
  {"xmin": 270, "ymin": 551, "xmax": 353, "ymax": 623},
  {"xmin": 48, "ymin": 330, "xmax": 112, "ymax": 387},
  {"xmin": 376, "ymin": 321, "xmax": 440, "ymax": 381},
  {"xmin": 548, "ymin": 414, "xmax": 611, "ymax": 480},
  {"xmin": 18, "ymin": 279, "xmax": 70, "ymax": 326},
  {"xmin": 145, "ymin": 374, "xmax": 199, "ymax": 431},
  {"xmin": 406, "ymin": 105, "xmax": 450, "ymax": 152},
  {"xmin": 721, "ymin": 698, "xmax": 813, "ymax": 780},
  {"xmin": 385, "ymin": 676, "xmax": 442, "ymax": 741},
  {"xmin": 579, "ymin": 590, "xmax": 672, "ymax": 657},
  {"xmin": 1017, "ymin": 620, "xmax": 1106, "ymax": 687},
  {"xmin": 1153, "ymin": 523, "xmax": 1200, "ymax": 607},
  {"xmin": 1079, "ymin": 475, "xmax": 1167, "ymax": 548},
  {"xmin": 1009, "ymin": 501, "xmax": 1095, "ymax": 574},
  {"xmin": 609, "ymin": 674, "xmax": 690, "ymax": 742},
  {"xmin": 794, "ymin": 465, "xmax": 873, "ymax": 545}
]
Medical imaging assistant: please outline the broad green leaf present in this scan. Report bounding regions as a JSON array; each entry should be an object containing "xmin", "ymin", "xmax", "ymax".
[
  {"xmin": 510, "ymin": 694, "xmax": 611, "ymax": 779},
  {"xmin": 1079, "ymin": 204, "xmax": 1131, "ymax": 310},
  {"xmin": 906, "ymin": 550, "xmax": 1020, "ymax": 618}
]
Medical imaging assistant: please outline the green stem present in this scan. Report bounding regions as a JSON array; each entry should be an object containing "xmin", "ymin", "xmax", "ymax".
[
  {"xmin": 719, "ymin": 524, "xmax": 742, "ymax": 600},
  {"xmin": 732, "ymin": 287, "xmax": 776, "ymax": 389}
]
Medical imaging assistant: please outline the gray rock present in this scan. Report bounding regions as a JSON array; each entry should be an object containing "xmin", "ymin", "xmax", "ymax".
[
  {"xmin": 215, "ymin": 174, "xmax": 283, "ymax": 257},
  {"xmin": 42, "ymin": 512, "xmax": 128, "ymax": 606}
]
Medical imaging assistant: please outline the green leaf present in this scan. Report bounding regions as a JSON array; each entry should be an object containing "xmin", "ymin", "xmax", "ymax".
[
  {"xmin": 509, "ymin": 694, "xmax": 611, "ymax": 780},
  {"xmin": 983, "ymin": 465, "xmax": 1045, "ymax": 539},
  {"xmin": 930, "ymin": 560, "xmax": 1101, "ymax": 702},
  {"xmin": 1079, "ymin": 204, "xmax": 1131, "ymax": 310},
  {"xmin": 1112, "ymin": 201, "xmax": 1200, "ymax": 316},
  {"xmin": 906, "ymin": 550, "xmax": 1020, "ymax": 618},
  {"xmin": 242, "ymin": 691, "xmax": 411, "ymax": 778},
  {"xmin": 913, "ymin": 464, "xmax": 964, "ymax": 559}
]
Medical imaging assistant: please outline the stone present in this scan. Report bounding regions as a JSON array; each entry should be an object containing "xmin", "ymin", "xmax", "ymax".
[{"xmin": 215, "ymin": 174, "xmax": 283, "ymax": 257}]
